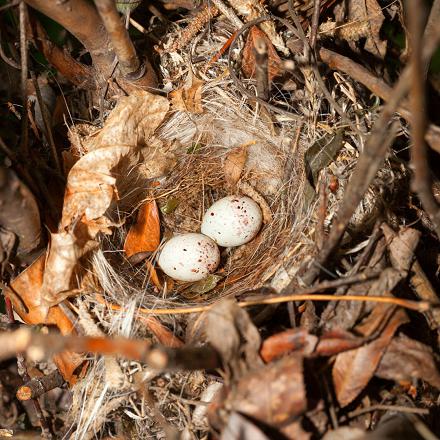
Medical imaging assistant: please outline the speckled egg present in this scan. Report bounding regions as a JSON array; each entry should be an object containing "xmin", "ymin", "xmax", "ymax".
[
  {"xmin": 158, "ymin": 233, "xmax": 220, "ymax": 282},
  {"xmin": 201, "ymin": 196, "xmax": 263, "ymax": 247}
]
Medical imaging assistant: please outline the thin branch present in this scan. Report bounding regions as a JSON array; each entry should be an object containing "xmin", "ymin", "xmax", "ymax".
[
  {"xmin": 3, "ymin": 296, "xmax": 53, "ymax": 439},
  {"xmin": 94, "ymin": 0, "xmax": 140, "ymax": 77},
  {"xmin": 19, "ymin": 1, "xmax": 29, "ymax": 158},
  {"xmin": 0, "ymin": 328, "xmax": 222, "ymax": 370},
  {"xmin": 24, "ymin": 0, "xmax": 115, "ymax": 78},
  {"xmin": 408, "ymin": 0, "xmax": 440, "ymax": 237},
  {"xmin": 30, "ymin": 72, "xmax": 62, "ymax": 174},
  {"xmin": 310, "ymin": 0, "xmax": 320, "ymax": 50},
  {"xmin": 16, "ymin": 370, "xmax": 64, "ymax": 401}
]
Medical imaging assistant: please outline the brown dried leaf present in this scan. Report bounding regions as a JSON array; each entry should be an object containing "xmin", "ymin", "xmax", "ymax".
[
  {"xmin": 124, "ymin": 200, "xmax": 160, "ymax": 258},
  {"xmin": 338, "ymin": 0, "xmax": 386, "ymax": 58},
  {"xmin": 333, "ymin": 308, "xmax": 409, "ymax": 407},
  {"xmin": 260, "ymin": 328, "xmax": 317, "ymax": 362},
  {"xmin": 226, "ymin": 355, "xmax": 306, "ymax": 426},
  {"xmin": 4, "ymin": 254, "xmax": 84, "ymax": 384},
  {"xmin": 206, "ymin": 298, "xmax": 262, "ymax": 375},
  {"xmin": 376, "ymin": 334, "xmax": 440, "ymax": 388},
  {"xmin": 0, "ymin": 168, "xmax": 41, "ymax": 256},
  {"xmin": 40, "ymin": 92, "xmax": 169, "ymax": 309},
  {"xmin": 241, "ymin": 26, "xmax": 282, "ymax": 82},
  {"xmin": 170, "ymin": 77, "xmax": 204, "ymax": 114},
  {"xmin": 315, "ymin": 329, "xmax": 366, "ymax": 356},
  {"xmin": 224, "ymin": 144, "xmax": 249, "ymax": 186}
]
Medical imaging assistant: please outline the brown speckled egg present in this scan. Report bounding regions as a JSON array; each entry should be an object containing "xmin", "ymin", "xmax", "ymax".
[
  {"xmin": 158, "ymin": 233, "xmax": 220, "ymax": 282},
  {"xmin": 201, "ymin": 195, "xmax": 263, "ymax": 247}
]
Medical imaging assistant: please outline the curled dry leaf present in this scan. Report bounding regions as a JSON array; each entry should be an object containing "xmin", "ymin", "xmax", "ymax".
[
  {"xmin": 170, "ymin": 77, "xmax": 204, "ymax": 114},
  {"xmin": 124, "ymin": 200, "xmax": 160, "ymax": 258},
  {"xmin": 241, "ymin": 26, "xmax": 282, "ymax": 82},
  {"xmin": 40, "ymin": 91, "xmax": 169, "ymax": 310},
  {"xmin": 337, "ymin": 0, "xmax": 386, "ymax": 58},
  {"xmin": 260, "ymin": 328, "xmax": 317, "ymax": 362},
  {"xmin": 206, "ymin": 298, "xmax": 262, "ymax": 375},
  {"xmin": 224, "ymin": 144, "xmax": 249, "ymax": 186},
  {"xmin": 376, "ymin": 334, "xmax": 440, "ymax": 389},
  {"xmin": 0, "ymin": 167, "xmax": 41, "ymax": 256},
  {"xmin": 224, "ymin": 355, "xmax": 306, "ymax": 427},
  {"xmin": 4, "ymin": 254, "xmax": 84, "ymax": 384},
  {"xmin": 332, "ymin": 308, "xmax": 409, "ymax": 407}
]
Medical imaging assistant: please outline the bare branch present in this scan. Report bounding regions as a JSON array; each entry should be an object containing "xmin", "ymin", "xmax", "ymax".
[
  {"xmin": 408, "ymin": 0, "xmax": 440, "ymax": 237},
  {"xmin": 94, "ymin": 0, "xmax": 140, "ymax": 77}
]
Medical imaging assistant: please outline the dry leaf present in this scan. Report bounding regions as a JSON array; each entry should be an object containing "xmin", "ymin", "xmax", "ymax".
[
  {"xmin": 337, "ymin": 0, "xmax": 386, "ymax": 58},
  {"xmin": 224, "ymin": 145, "xmax": 249, "ymax": 186},
  {"xmin": 332, "ymin": 308, "xmax": 409, "ymax": 407},
  {"xmin": 170, "ymin": 77, "xmax": 204, "ymax": 114},
  {"xmin": 241, "ymin": 26, "xmax": 282, "ymax": 82},
  {"xmin": 40, "ymin": 91, "xmax": 169, "ymax": 310},
  {"xmin": 136, "ymin": 315, "xmax": 184, "ymax": 348},
  {"xmin": 228, "ymin": 0, "xmax": 288, "ymax": 55},
  {"xmin": 124, "ymin": 200, "xmax": 160, "ymax": 258},
  {"xmin": 376, "ymin": 334, "xmax": 440, "ymax": 389},
  {"xmin": 225, "ymin": 355, "xmax": 306, "ymax": 426},
  {"xmin": 206, "ymin": 298, "xmax": 262, "ymax": 375},
  {"xmin": 0, "ymin": 167, "xmax": 41, "ymax": 256},
  {"xmin": 4, "ymin": 254, "xmax": 84, "ymax": 384},
  {"xmin": 145, "ymin": 260, "xmax": 162, "ymax": 289},
  {"xmin": 260, "ymin": 328, "xmax": 317, "ymax": 362}
]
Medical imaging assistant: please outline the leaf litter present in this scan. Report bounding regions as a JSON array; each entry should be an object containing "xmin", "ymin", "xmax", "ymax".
[{"xmin": 2, "ymin": 1, "xmax": 440, "ymax": 439}]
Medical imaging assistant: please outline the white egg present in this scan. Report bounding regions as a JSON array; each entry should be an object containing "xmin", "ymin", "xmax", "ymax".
[
  {"xmin": 158, "ymin": 233, "xmax": 220, "ymax": 282},
  {"xmin": 201, "ymin": 196, "xmax": 263, "ymax": 247}
]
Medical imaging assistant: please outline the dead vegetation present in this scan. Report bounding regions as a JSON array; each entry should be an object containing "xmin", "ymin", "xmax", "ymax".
[{"xmin": 1, "ymin": 0, "xmax": 440, "ymax": 439}]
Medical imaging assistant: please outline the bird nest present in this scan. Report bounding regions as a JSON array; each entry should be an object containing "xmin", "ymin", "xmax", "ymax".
[{"xmin": 58, "ymin": 13, "xmax": 406, "ymax": 439}]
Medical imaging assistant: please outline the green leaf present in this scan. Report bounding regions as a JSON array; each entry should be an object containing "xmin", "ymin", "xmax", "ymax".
[
  {"xmin": 182, "ymin": 274, "xmax": 223, "ymax": 299},
  {"xmin": 160, "ymin": 197, "xmax": 179, "ymax": 214}
]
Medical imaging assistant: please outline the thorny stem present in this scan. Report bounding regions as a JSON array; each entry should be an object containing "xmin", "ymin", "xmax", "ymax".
[
  {"xmin": 408, "ymin": 0, "xmax": 440, "ymax": 238},
  {"xmin": 94, "ymin": 0, "xmax": 140, "ymax": 77}
]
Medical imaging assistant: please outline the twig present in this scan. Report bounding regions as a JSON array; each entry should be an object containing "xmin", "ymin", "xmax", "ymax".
[
  {"xmin": 19, "ymin": 1, "xmax": 29, "ymax": 158},
  {"xmin": 317, "ymin": 0, "xmax": 440, "ymax": 153},
  {"xmin": 0, "ymin": 0, "xmax": 20, "ymax": 11},
  {"xmin": 408, "ymin": 0, "xmax": 440, "ymax": 237},
  {"xmin": 16, "ymin": 370, "xmax": 64, "ymax": 401},
  {"xmin": 3, "ymin": 296, "xmax": 53, "ymax": 439},
  {"xmin": 94, "ymin": 273, "xmax": 434, "ymax": 316},
  {"xmin": 170, "ymin": 4, "xmax": 219, "ymax": 52},
  {"xmin": 0, "ymin": 328, "xmax": 222, "ymax": 370},
  {"xmin": 94, "ymin": 0, "xmax": 140, "ymax": 77},
  {"xmin": 0, "ymin": 30, "xmax": 20, "ymax": 69},
  {"xmin": 254, "ymin": 33, "xmax": 269, "ymax": 101},
  {"xmin": 346, "ymin": 404, "xmax": 429, "ymax": 419},
  {"xmin": 310, "ymin": 0, "xmax": 320, "ymax": 50},
  {"xmin": 30, "ymin": 72, "xmax": 62, "ymax": 174},
  {"xmin": 227, "ymin": 16, "xmax": 301, "ymax": 119},
  {"xmin": 288, "ymin": 1, "xmax": 361, "ymax": 133},
  {"xmin": 301, "ymin": 122, "xmax": 399, "ymax": 285},
  {"xmin": 210, "ymin": 0, "xmax": 243, "ymax": 28}
]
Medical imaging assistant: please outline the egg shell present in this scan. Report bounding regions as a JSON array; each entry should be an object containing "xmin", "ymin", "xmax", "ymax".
[
  {"xmin": 158, "ymin": 233, "xmax": 220, "ymax": 282},
  {"xmin": 201, "ymin": 196, "xmax": 263, "ymax": 247}
]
